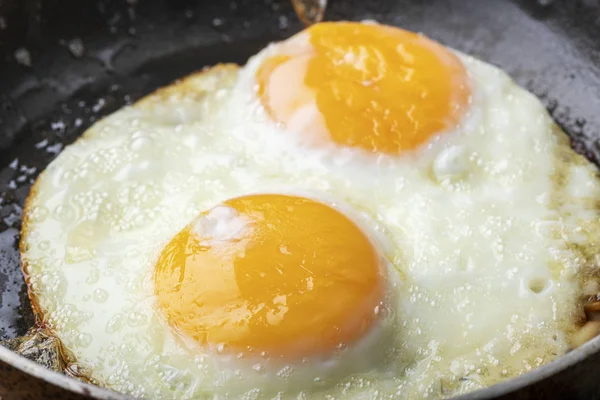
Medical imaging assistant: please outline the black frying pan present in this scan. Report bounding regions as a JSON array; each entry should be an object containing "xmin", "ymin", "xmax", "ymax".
[{"xmin": 1, "ymin": 0, "xmax": 600, "ymax": 399}]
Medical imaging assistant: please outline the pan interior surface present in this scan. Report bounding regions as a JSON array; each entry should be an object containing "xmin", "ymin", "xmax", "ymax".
[{"xmin": 2, "ymin": 0, "xmax": 600, "ymax": 399}]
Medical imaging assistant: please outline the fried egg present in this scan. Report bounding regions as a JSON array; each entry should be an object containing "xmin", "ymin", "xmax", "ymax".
[{"xmin": 20, "ymin": 21, "xmax": 600, "ymax": 399}]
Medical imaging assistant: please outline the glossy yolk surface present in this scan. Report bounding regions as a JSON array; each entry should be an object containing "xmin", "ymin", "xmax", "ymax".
[
  {"xmin": 154, "ymin": 194, "xmax": 384, "ymax": 358},
  {"xmin": 257, "ymin": 22, "xmax": 471, "ymax": 154}
]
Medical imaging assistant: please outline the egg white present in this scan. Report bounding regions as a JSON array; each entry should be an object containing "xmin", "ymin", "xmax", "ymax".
[
  {"xmin": 21, "ymin": 65, "xmax": 401, "ymax": 399},
  {"xmin": 21, "ymin": 27, "xmax": 600, "ymax": 400}
]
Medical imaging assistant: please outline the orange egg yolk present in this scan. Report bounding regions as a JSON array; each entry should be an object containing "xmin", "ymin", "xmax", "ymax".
[
  {"xmin": 257, "ymin": 22, "xmax": 471, "ymax": 154},
  {"xmin": 154, "ymin": 194, "xmax": 384, "ymax": 358}
]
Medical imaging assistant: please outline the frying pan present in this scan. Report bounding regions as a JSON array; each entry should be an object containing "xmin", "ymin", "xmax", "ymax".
[{"xmin": 1, "ymin": 0, "xmax": 600, "ymax": 399}]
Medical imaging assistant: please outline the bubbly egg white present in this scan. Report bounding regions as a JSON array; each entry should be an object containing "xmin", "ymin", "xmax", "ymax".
[{"xmin": 21, "ymin": 42, "xmax": 600, "ymax": 400}]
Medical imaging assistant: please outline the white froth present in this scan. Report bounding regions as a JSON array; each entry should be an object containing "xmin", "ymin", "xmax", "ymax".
[{"xmin": 192, "ymin": 206, "xmax": 253, "ymax": 244}]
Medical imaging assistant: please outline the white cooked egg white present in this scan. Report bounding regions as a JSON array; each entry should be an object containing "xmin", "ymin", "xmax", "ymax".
[{"xmin": 20, "ymin": 21, "xmax": 600, "ymax": 399}]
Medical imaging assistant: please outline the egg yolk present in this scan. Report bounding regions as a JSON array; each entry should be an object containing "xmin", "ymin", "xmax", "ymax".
[
  {"xmin": 256, "ymin": 22, "xmax": 471, "ymax": 154},
  {"xmin": 154, "ymin": 194, "xmax": 384, "ymax": 358}
]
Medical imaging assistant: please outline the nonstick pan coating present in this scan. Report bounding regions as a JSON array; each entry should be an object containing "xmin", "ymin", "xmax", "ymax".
[{"xmin": 1, "ymin": 0, "xmax": 600, "ymax": 398}]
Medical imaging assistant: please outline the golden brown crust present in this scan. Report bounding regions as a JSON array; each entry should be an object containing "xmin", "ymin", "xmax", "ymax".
[
  {"xmin": 19, "ymin": 63, "xmax": 240, "ymax": 331},
  {"xmin": 19, "ymin": 175, "xmax": 45, "ymax": 327},
  {"xmin": 135, "ymin": 63, "xmax": 240, "ymax": 109}
]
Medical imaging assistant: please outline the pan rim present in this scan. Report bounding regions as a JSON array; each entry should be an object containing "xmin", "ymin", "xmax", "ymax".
[
  {"xmin": 455, "ymin": 334, "xmax": 600, "ymax": 399},
  {"xmin": 0, "ymin": 343, "xmax": 129, "ymax": 400},
  {"xmin": 2, "ymin": 330, "xmax": 600, "ymax": 398}
]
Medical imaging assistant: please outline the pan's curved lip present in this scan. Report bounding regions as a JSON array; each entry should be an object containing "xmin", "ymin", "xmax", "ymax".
[
  {"xmin": 0, "ymin": 343, "xmax": 129, "ymax": 399},
  {"xmin": 454, "ymin": 334, "xmax": 600, "ymax": 399},
  {"xmin": 1, "ymin": 331, "xmax": 600, "ymax": 399}
]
